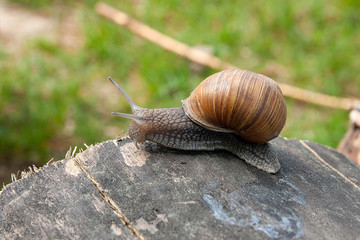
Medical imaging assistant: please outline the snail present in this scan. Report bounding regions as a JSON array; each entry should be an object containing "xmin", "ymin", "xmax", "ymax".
[{"xmin": 109, "ymin": 69, "xmax": 287, "ymax": 173}]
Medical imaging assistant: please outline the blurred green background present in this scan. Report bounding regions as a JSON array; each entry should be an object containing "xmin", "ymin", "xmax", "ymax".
[{"xmin": 1, "ymin": 0, "xmax": 359, "ymax": 185}]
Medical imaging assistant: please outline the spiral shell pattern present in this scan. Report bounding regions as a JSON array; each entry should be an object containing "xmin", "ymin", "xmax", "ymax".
[{"xmin": 182, "ymin": 69, "xmax": 287, "ymax": 143}]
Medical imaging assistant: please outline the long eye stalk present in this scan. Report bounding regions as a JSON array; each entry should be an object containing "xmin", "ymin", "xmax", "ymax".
[
  {"xmin": 108, "ymin": 77, "xmax": 144, "ymax": 123},
  {"xmin": 108, "ymin": 77, "xmax": 139, "ymax": 112}
]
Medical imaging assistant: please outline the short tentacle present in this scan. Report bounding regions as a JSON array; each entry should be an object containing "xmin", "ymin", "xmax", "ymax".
[{"xmin": 111, "ymin": 112, "xmax": 144, "ymax": 124}]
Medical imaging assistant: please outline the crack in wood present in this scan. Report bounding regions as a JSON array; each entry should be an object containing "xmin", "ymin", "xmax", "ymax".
[
  {"xmin": 300, "ymin": 140, "xmax": 360, "ymax": 191},
  {"xmin": 73, "ymin": 156, "xmax": 146, "ymax": 240}
]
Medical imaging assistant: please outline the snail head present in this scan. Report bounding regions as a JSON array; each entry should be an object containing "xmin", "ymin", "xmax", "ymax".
[{"xmin": 108, "ymin": 77, "xmax": 151, "ymax": 148}]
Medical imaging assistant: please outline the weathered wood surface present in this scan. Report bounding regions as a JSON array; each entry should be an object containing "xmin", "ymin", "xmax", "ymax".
[{"xmin": 1, "ymin": 137, "xmax": 360, "ymax": 239}]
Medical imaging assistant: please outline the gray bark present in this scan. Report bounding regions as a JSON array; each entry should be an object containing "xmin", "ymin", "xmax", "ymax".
[{"xmin": 1, "ymin": 137, "xmax": 360, "ymax": 240}]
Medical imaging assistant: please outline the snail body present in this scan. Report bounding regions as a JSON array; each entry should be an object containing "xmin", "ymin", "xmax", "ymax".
[{"xmin": 109, "ymin": 69, "xmax": 287, "ymax": 173}]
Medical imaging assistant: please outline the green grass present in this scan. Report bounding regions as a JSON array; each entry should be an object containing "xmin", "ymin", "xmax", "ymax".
[{"xmin": 1, "ymin": 0, "xmax": 359, "ymax": 181}]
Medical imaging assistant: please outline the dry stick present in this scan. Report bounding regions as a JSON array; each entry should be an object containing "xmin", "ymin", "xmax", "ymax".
[{"xmin": 95, "ymin": 2, "xmax": 360, "ymax": 110}]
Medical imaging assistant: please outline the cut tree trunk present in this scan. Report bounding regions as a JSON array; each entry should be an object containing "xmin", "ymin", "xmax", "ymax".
[
  {"xmin": 1, "ymin": 137, "xmax": 360, "ymax": 240},
  {"xmin": 338, "ymin": 106, "xmax": 360, "ymax": 165},
  {"xmin": 338, "ymin": 123, "xmax": 360, "ymax": 165}
]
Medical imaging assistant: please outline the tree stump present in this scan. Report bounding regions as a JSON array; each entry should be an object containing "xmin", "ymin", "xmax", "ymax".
[
  {"xmin": 1, "ymin": 137, "xmax": 360, "ymax": 239},
  {"xmin": 338, "ymin": 105, "xmax": 360, "ymax": 165}
]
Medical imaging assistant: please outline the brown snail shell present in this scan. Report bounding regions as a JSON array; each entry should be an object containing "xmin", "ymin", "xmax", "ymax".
[{"xmin": 182, "ymin": 69, "xmax": 287, "ymax": 144}]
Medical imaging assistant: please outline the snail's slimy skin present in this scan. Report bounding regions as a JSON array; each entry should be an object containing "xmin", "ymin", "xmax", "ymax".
[{"xmin": 128, "ymin": 107, "xmax": 280, "ymax": 173}]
